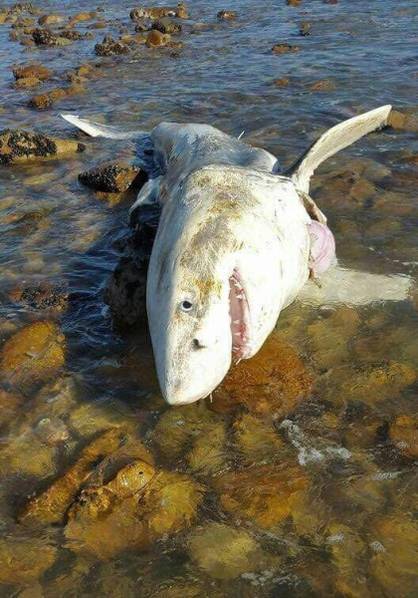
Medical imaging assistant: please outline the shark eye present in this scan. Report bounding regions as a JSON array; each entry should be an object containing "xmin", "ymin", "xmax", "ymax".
[{"xmin": 180, "ymin": 300, "xmax": 193, "ymax": 312}]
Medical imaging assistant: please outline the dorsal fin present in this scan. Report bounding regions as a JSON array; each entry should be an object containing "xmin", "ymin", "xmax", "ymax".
[{"xmin": 287, "ymin": 105, "xmax": 392, "ymax": 193}]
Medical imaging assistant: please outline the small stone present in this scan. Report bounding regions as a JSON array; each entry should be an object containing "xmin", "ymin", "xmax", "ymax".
[
  {"xmin": 78, "ymin": 161, "xmax": 147, "ymax": 193},
  {"xmin": 9, "ymin": 281, "xmax": 68, "ymax": 312},
  {"xmin": 13, "ymin": 76, "xmax": 41, "ymax": 89},
  {"xmin": 38, "ymin": 14, "xmax": 63, "ymax": 26},
  {"xmin": 389, "ymin": 415, "xmax": 417, "ymax": 458},
  {"xmin": 217, "ymin": 10, "xmax": 237, "ymax": 21},
  {"xmin": 68, "ymin": 11, "xmax": 97, "ymax": 26},
  {"xmin": 13, "ymin": 63, "xmax": 52, "ymax": 80},
  {"xmin": 146, "ymin": 29, "xmax": 171, "ymax": 47},
  {"xmin": 309, "ymin": 79, "xmax": 336, "ymax": 92},
  {"xmin": 1, "ymin": 321, "xmax": 65, "ymax": 393},
  {"xmin": 273, "ymin": 77, "xmax": 290, "ymax": 87},
  {"xmin": 272, "ymin": 43, "xmax": 299, "ymax": 54},
  {"xmin": 299, "ymin": 21, "xmax": 311, "ymax": 36},
  {"xmin": 152, "ymin": 16, "xmax": 182, "ymax": 34},
  {"xmin": 95, "ymin": 35, "xmax": 130, "ymax": 56}
]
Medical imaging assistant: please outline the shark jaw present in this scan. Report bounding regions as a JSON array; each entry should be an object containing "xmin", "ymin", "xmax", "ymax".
[{"xmin": 229, "ymin": 267, "xmax": 252, "ymax": 362}]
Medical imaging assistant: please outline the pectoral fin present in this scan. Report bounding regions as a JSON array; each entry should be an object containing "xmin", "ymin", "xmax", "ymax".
[
  {"xmin": 299, "ymin": 264, "xmax": 413, "ymax": 306},
  {"xmin": 288, "ymin": 105, "xmax": 392, "ymax": 193}
]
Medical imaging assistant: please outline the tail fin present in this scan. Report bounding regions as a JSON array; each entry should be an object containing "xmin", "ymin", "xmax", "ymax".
[
  {"xmin": 61, "ymin": 113, "xmax": 143, "ymax": 139},
  {"xmin": 299, "ymin": 264, "xmax": 412, "ymax": 307},
  {"xmin": 288, "ymin": 105, "xmax": 392, "ymax": 193}
]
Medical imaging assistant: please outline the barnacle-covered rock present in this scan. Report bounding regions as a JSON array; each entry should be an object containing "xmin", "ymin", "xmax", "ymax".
[
  {"xmin": 78, "ymin": 161, "xmax": 147, "ymax": 193},
  {"xmin": 0, "ymin": 129, "xmax": 85, "ymax": 165}
]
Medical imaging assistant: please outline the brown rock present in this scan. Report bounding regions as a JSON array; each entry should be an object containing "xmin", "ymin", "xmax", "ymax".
[
  {"xmin": 65, "ymin": 468, "xmax": 204, "ymax": 559},
  {"xmin": 79, "ymin": 161, "xmax": 147, "ymax": 193},
  {"xmin": 13, "ymin": 63, "xmax": 52, "ymax": 80},
  {"xmin": 0, "ymin": 537, "xmax": 57, "ymax": 586},
  {"xmin": 287, "ymin": 0, "xmax": 301, "ymax": 6},
  {"xmin": 217, "ymin": 10, "xmax": 237, "ymax": 20},
  {"xmin": 68, "ymin": 11, "xmax": 97, "ymax": 26},
  {"xmin": 1, "ymin": 321, "xmax": 65, "ymax": 392},
  {"xmin": 309, "ymin": 79, "xmax": 336, "ymax": 92},
  {"xmin": 146, "ymin": 29, "xmax": 171, "ymax": 47},
  {"xmin": 389, "ymin": 415, "xmax": 417, "ymax": 458},
  {"xmin": 211, "ymin": 334, "xmax": 312, "ymax": 417},
  {"xmin": 14, "ymin": 76, "xmax": 41, "ymax": 89},
  {"xmin": 272, "ymin": 42, "xmax": 299, "ymax": 54},
  {"xmin": 388, "ymin": 109, "xmax": 418, "ymax": 132},
  {"xmin": 9, "ymin": 281, "xmax": 68, "ymax": 312},
  {"xmin": 29, "ymin": 84, "xmax": 85, "ymax": 109},
  {"xmin": 213, "ymin": 463, "xmax": 309, "ymax": 529},
  {"xmin": 299, "ymin": 21, "xmax": 311, "ymax": 35},
  {"xmin": 38, "ymin": 14, "xmax": 63, "ymax": 26},
  {"xmin": 273, "ymin": 77, "xmax": 290, "ymax": 87},
  {"xmin": 369, "ymin": 515, "xmax": 418, "ymax": 596},
  {"xmin": 95, "ymin": 35, "xmax": 130, "ymax": 56},
  {"xmin": 0, "ymin": 388, "xmax": 23, "ymax": 427},
  {"xmin": 19, "ymin": 428, "xmax": 131, "ymax": 525},
  {"xmin": 32, "ymin": 27, "xmax": 72, "ymax": 46},
  {"xmin": 189, "ymin": 523, "xmax": 276, "ymax": 580},
  {"xmin": 152, "ymin": 16, "xmax": 182, "ymax": 34},
  {"xmin": 130, "ymin": 3, "xmax": 188, "ymax": 20},
  {"xmin": 233, "ymin": 412, "xmax": 285, "ymax": 465}
]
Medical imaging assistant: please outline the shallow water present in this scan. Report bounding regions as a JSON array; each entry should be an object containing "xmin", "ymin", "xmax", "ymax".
[{"xmin": 0, "ymin": 0, "xmax": 417, "ymax": 596}]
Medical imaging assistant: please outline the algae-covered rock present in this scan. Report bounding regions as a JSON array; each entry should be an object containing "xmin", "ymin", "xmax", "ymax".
[
  {"xmin": 369, "ymin": 515, "xmax": 418, "ymax": 596},
  {"xmin": 95, "ymin": 35, "xmax": 130, "ymax": 56},
  {"xmin": 65, "ymin": 467, "xmax": 204, "ymax": 560},
  {"xmin": 67, "ymin": 399, "xmax": 138, "ymax": 437},
  {"xmin": 0, "ymin": 129, "xmax": 85, "ymax": 165},
  {"xmin": 1, "ymin": 321, "xmax": 65, "ymax": 393},
  {"xmin": 9, "ymin": 281, "xmax": 68, "ymax": 312},
  {"xmin": 338, "ymin": 361, "xmax": 416, "ymax": 404},
  {"xmin": 389, "ymin": 415, "xmax": 417, "ymax": 458},
  {"xmin": 19, "ymin": 428, "xmax": 130, "ymax": 525},
  {"xmin": 152, "ymin": 402, "xmax": 222, "ymax": 460},
  {"xmin": 307, "ymin": 306, "xmax": 360, "ymax": 370},
  {"xmin": 186, "ymin": 420, "xmax": 227, "ymax": 475},
  {"xmin": 0, "ymin": 429, "xmax": 57, "ymax": 478},
  {"xmin": 326, "ymin": 523, "xmax": 369, "ymax": 597},
  {"xmin": 233, "ymin": 412, "xmax": 285, "ymax": 465},
  {"xmin": 211, "ymin": 335, "xmax": 312, "ymax": 417},
  {"xmin": 0, "ymin": 536, "xmax": 57, "ymax": 586},
  {"xmin": 213, "ymin": 463, "xmax": 309, "ymax": 530},
  {"xmin": 78, "ymin": 161, "xmax": 147, "ymax": 193},
  {"xmin": 189, "ymin": 522, "xmax": 274, "ymax": 580},
  {"xmin": 0, "ymin": 388, "xmax": 23, "ymax": 427},
  {"xmin": 13, "ymin": 63, "xmax": 52, "ymax": 80}
]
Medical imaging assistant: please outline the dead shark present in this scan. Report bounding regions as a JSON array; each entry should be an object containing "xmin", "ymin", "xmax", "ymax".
[{"xmin": 62, "ymin": 106, "xmax": 412, "ymax": 405}]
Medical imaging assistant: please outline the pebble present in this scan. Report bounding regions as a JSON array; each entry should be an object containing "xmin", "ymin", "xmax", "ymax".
[{"xmin": 272, "ymin": 43, "xmax": 300, "ymax": 54}]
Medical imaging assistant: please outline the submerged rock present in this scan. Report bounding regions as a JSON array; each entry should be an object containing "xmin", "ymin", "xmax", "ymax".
[
  {"xmin": 152, "ymin": 16, "xmax": 182, "ymax": 34},
  {"xmin": 19, "ymin": 428, "xmax": 131, "ymax": 525},
  {"xmin": 13, "ymin": 63, "xmax": 52, "ymax": 81},
  {"xmin": 29, "ymin": 84, "xmax": 85, "ymax": 109},
  {"xmin": 233, "ymin": 412, "xmax": 285, "ymax": 465},
  {"xmin": 0, "ymin": 129, "xmax": 85, "ymax": 165},
  {"xmin": 68, "ymin": 11, "xmax": 97, "ymax": 26},
  {"xmin": 299, "ymin": 21, "xmax": 311, "ymax": 36},
  {"xmin": 38, "ymin": 14, "xmax": 63, "ymax": 26},
  {"xmin": 217, "ymin": 10, "xmax": 237, "ymax": 21},
  {"xmin": 211, "ymin": 335, "xmax": 312, "ymax": 417},
  {"xmin": 0, "ymin": 536, "xmax": 57, "ymax": 586},
  {"xmin": 189, "ymin": 522, "xmax": 275, "ymax": 580},
  {"xmin": 213, "ymin": 463, "xmax": 309, "ymax": 529},
  {"xmin": 309, "ymin": 79, "xmax": 336, "ymax": 92},
  {"xmin": 130, "ymin": 3, "xmax": 189, "ymax": 20},
  {"xmin": 79, "ymin": 161, "xmax": 147, "ymax": 193},
  {"xmin": 65, "ymin": 467, "xmax": 204, "ymax": 559},
  {"xmin": 0, "ymin": 388, "xmax": 23, "ymax": 427},
  {"xmin": 146, "ymin": 29, "xmax": 171, "ymax": 47},
  {"xmin": 272, "ymin": 43, "xmax": 299, "ymax": 54},
  {"xmin": 1, "ymin": 321, "xmax": 65, "ymax": 393},
  {"xmin": 9, "ymin": 281, "xmax": 68, "ymax": 312},
  {"xmin": 389, "ymin": 415, "xmax": 417, "ymax": 458},
  {"xmin": 388, "ymin": 109, "xmax": 418, "ymax": 133},
  {"xmin": 369, "ymin": 515, "xmax": 418, "ymax": 596}
]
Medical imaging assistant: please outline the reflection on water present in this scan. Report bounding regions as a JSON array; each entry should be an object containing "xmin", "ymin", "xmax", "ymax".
[{"xmin": 0, "ymin": 0, "xmax": 417, "ymax": 595}]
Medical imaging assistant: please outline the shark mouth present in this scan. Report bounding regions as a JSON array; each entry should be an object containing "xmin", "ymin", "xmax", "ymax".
[{"xmin": 229, "ymin": 268, "xmax": 251, "ymax": 361}]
